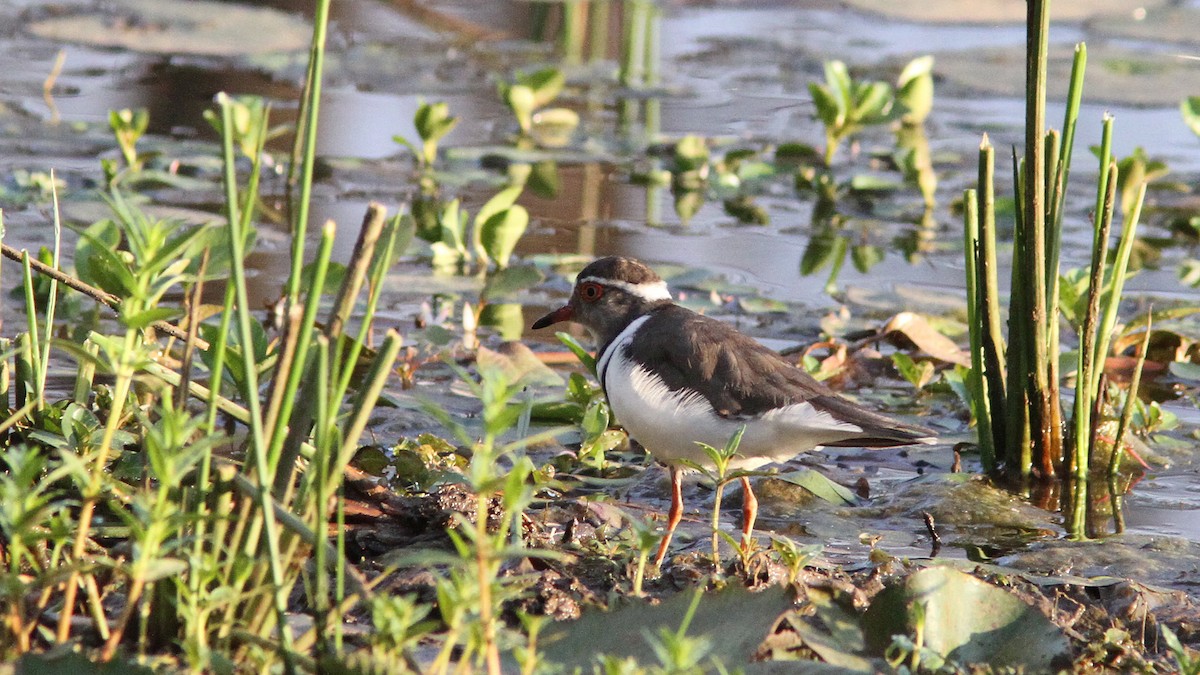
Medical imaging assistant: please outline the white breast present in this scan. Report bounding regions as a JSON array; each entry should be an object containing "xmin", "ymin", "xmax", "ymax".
[{"xmin": 597, "ymin": 318, "xmax": 865, "ymax": 471}]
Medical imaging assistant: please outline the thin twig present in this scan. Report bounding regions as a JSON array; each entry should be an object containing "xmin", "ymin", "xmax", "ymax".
[{"xmin": 0, "ymin": 243, "xmax": 209, "ymax": 350}]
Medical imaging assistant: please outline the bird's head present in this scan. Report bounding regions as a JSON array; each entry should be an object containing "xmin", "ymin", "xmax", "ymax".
[{"xmin": 532, "ymin": 256, "xmax": 672, "ymax": 344}]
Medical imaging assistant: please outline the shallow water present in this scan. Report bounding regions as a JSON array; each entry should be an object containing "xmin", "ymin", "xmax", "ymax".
[{"xmin": 4, "ymin": 0, "xmax": 1200, "ymax": 569}]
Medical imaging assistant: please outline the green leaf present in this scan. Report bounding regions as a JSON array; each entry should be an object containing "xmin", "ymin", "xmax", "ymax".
[
  {"xmin": 477, "ymin": 303, "xmax": 525, "ymax": 341},
  {"xmin": 800, "ymin": 230, "xmax": 845, "ymax": 276},
  {"xmin": 414, "ymin": 101, "xmax": 457, "ymax": 143},
  {"xmin": 852, "ymin": 81, "xmax": 895, "ymax": 124},
  {"xmin": 862, "ymin": 566, "xmax": 1070, "ymax": 670},
  {"xmin": 556, "ymin": 332, "xmax": 596, "ymax": 374},
  {"xmin": 674, "ymin": 135, "xmax": 710, "ymax": 172},
  {"xmin": 850, "ymin": 244, "xmax": 883, "ymax": 273},
  {"xmin": 539, "ymin": 585, "xmax": 791, "ymax": 671},
  {"xmin": 518, "ymin": 67, "xmax": 566, "ymax": 108},
  {"xmin": 581, "ymin": 398, "xmax": 609, "ymax": 436},
  {"xmin": 142, "ymin": 557, "xmax": 188, "ymax": 582},
  {"xmin": 1181, "ymin": 96, "xmax": 1200, "ymax": 138},
  {"xmin": 476, "ymin": 185, "xmax": 525, "ymax": 228},
  {"xmin": 808, "ymin": 83, "xmax": 842, "ymax": 127},
  {"xmin": 482, "ymin": 264, "xmax": 543, "ymax": 301},
  {"xmin": 824, "ymin": 60, "xmax": 853, "ymax": 114},
  {"xmin": 120, "ymin": 305, "xmax": 181, "ymax": 330},
  {"xmin": 849, "ymin": 174, "xmax": 901, "ymax": 193},
  {"xmin": 300, "ymin": 261, "xmax": 347, "ymax": 297},
  {"xmin": 75, "ymin": 220, "xmax": 135, "ymax": 296},
  {"xmin": 1168, "ymin": 360, "xmax": 1200, "ymax": 383},
  {"xmin": 772, "ymin": 469, "xmax": 857, "ymax": 505},
  {"xmin": 480, "ymin": 205, "xmax": 529, "ymax": 269}
]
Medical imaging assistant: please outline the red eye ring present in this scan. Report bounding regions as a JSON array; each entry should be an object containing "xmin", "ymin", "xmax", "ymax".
[{"xmin": 579, "ymin": 282, "xmax": 604, "ymax": 302}]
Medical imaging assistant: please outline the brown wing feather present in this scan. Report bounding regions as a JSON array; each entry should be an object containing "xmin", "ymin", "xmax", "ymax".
[{"xmin": 631, "ymin": 306, "xmax": 933, "ymax": 445}]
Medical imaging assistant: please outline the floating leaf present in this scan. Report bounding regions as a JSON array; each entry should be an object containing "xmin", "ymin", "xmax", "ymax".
[
  {"xmin": 861, "ymin": 566, "xmax": 1071, "ymax": 670},
  {"xmin": 540, "ymin": 585, "xmax": 792, "ymax": 671},
  {"xmin": 772, "ymin": 469, "xmax": 857, "ymax": 506}
]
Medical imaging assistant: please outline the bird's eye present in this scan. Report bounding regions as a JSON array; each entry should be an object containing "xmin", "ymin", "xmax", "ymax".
[{"xmin": 579, "ymin": 282, "xmax": 604, "ymax": 302}]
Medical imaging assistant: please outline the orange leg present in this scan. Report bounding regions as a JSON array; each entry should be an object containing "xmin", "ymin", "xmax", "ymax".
[
  {"xmin": 654, "ymin": 466, "xmax": 684, "ymax": 567},
  {"xmin": 740, "ymin": 476, "xmax": 758, "ymax": 551}
]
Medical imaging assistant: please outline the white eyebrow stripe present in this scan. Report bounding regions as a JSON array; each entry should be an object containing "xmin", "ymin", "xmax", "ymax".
[{"xmin": 578, "ymin": 276, "xmax": 672, "ymax": 302}]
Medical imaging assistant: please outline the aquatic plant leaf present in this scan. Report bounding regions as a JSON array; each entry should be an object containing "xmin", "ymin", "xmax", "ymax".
[
  {"xmin": 530, "ymin": 108, "xmax": 579, "ymax": 148},
  {"xmin": 673, "ymin": 135, "xmax": 710, "ymax": 172},
  {"xmin": 809, "ymin": 82, "xmax": 841, "ymax": 128},
  {"xmin": 414, "ymin": 101, "xmax": 458, "ymax": 144},
  {"xmin": 480, "ymin": 205, "xmax": 529, "ymax": 269},
  {"xmin": 518, "ymin": 67, "xmax": 566, "ymax": 109},
  {"xmin": 848, "ymin": 174, "xmax": 900, "ymax": 193},
  {"xmin": 75, "ymin": 221, "xmax": 134, "ymax": 296},
  {"xmin": 851, "ymin": 81, "xmax": 895, "ymax": 124},
  {"xmin": 475, "ymin": 185, "xmax": 524, "ymax": 230},
  {"xmin": 850, "ymin": 244, "xmax": 883, "ymax": 273},
  {"xmin": 861, "ymin": 566, "xmax": 1070, "ymax": 670},
  {"xmin": 478, "ymin": 303, "xmax": 525, "ymax": 341},
  {"xmin": 772, "ymin": 469, "xmax": 857, "ymax": 506},
  {"xmin": 1183, "ymin": 97, "xmax": 1200, "ymax": 138},
  {"xmin": 896, "ymin": 55, "xmax": 935, "ymax": 124},
  {"xmin": 528, "ymin": 160, "xmax": 560, "ymax": 198},
  {"xmin": 800, "ymin": 231, "xmax": 845, "ymax": 276},
  {"xmin": 482, "ymin": 264, "xmax": 543, "ymax": 300},
  {"xmin": 539, "ymin": 585, "xmax": 791, "ymax": 671},
  {"xmin": 1168, "ymin": 361, "xmax": 1200, "ymax": 383}
]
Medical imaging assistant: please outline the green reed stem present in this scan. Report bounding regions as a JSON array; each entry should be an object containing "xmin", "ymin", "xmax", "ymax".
[
  {"xmin": 1109, "ymin": 313, "xmax": 1151, "ymax": 477},
  {"xmin": 20, "ymin": 253, "xmax": 41, "ymax": 409},
  {"xmin": 267, "ymin": 220, "xmax": 335, "ymax": 480},
  {"xmin": 1007, "ymin": 151, "xmax": 1031, "ymax": 472},
  {"xmin": 39, "ymin": 176, "xmax": 62, "ymax": 405},
  {"xmin": 287, "ymin": 0, "xmax": 332, "ymax": 305},
  {"xmin": 589, "ymin": 0, "xmax": 609, "ymax": 63},
  {"xmin": 561, "ymin": 0, "xmax": 583, "ymax": 64},
  {"xmin": 217, "ymin": 95, "xmax": 296, "ymax": 669},
  {"xmin": 312, "ymin": 335, "xmax": 331, "ymax": 658},
  {"xmin": 977, "ymin": 136, "xmax": 1007, "ymax": 464},
  {"xmin": 1072, "ymin": 160, "xmax": 1117, "ymax": 477},
  {"xmin": 963, "ymin": 188, "xmax": 996, "ymax": 469},
  {"xmin": 331, "ymin": 214, "xmax": 400, "ymax": 406},
  {"xmin": 324, "ymin": 330, "xmax": 403, "ymax": 499},
  {"xmin": 1092, "ymin": 181, "xmax": 1146, "ymax": 396}
]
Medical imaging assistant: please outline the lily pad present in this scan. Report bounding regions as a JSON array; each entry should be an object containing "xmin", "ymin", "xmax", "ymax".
[
  {"xmin": 27, "ymin": 0, "xmax": 311, "ymax": 56},
  {"xmin": 861, "ymin": 566, "xmax": 1071, "ymax": 670},
  {"xmin": 539, "ymin": 585, "xmax": 792, "ymax": 671}
]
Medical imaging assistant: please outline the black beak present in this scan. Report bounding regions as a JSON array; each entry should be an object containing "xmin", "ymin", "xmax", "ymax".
[{"xmin": 532, "ymin": 304, "xmax": 575, "ymax": 329}]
